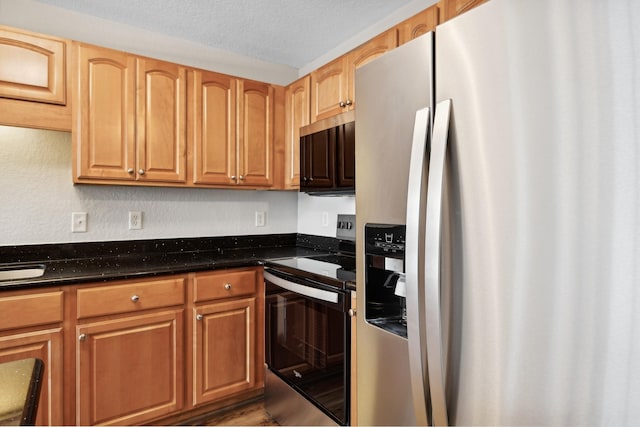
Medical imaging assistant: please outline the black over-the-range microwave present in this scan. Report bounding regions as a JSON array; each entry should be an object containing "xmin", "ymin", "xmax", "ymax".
[{"xmin": 299, "ymin": 111, "xmax": 355, "ymax": 195}]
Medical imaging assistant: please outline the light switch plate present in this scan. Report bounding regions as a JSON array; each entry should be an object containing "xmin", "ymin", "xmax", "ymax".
[{"xmin": 71, "ymin": 212, "xmax": 87, "ymax": 233}]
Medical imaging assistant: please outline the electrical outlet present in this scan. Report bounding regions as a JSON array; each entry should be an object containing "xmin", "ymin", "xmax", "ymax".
[
  {"xmin": 255, "ymin": 211, "xmax": 266, "ymax": 227},
  {"xmin": 129, "ymin": 211, "xmax": 142, "ymax": 230},
  {"xmin": 71, "ymin": 212, "xmax": 87, "ymax": 233}
]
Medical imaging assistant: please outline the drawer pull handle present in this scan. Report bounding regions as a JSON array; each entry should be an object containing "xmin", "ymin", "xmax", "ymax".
[
  {"xmin": 78, "ymin": 334, "xmax": 87, "ymax": 341},
  {"xmin": 131, "ymin": 295, "xmax": 140, "ymax": 303},
  {"xmin": 224, "ymin": 283, "xmax": 232, "ymax": 290}
]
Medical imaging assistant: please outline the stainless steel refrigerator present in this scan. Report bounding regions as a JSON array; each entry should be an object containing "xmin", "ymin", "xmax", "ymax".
[{"xmin": 354, "ymin": 0, "xmax": 640, "ymax": 425}]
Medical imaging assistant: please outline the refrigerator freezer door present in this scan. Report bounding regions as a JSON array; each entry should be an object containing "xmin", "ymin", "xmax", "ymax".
[
  {"xmin": 436, "ymin": 0, "xmax": 640, "ymax": 425},
  {"xmin": 355, "ymin": 33, "xmax": 434, "ymax": 426}
]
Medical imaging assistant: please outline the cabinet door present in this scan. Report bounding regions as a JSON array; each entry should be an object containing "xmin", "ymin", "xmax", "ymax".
[
  {"xmin": 76, "ymin": 309, "xmax": 184, "ymax": 426},
  {"xmin": 301, "ymin": 128, "xmax": 336, "ymax": 190},
  {"xmin": 439, "ymin": 0, "xmax": 487, "ymax": 22},
  {"xmin": 191, "ymin": 69, "xmax": 237, "ymax": 185},
  {"xmin": 348, "ymin": 29, "xmax": 398, "ymax": 110},
  {"xmin": 193, "ymin": 297, "xmax": 256, "ymax": 405},
  {"xmin": 237, "ymin": 79, "xmax": 274, "ymax": 187},
  {"xmin": 337, "ymin": 121, "xmax": 355, "ymax": 187},
  {"xmin": 74, "ymin": 44, "xmax": 136, "ymax": 181},
  {"xmin": 0, "ymin": 328, "xmax": 64, "ymax": 426},
  {"xmin": 284, "ymin": 75, "xmax": 310, "ymax": 188},
  {"xmin": 310, "ymin": 55, "xmax": 350, "ymax": 122},
  {"xmin": 0, "ymin": 27, "xmax": 66, "ymax": 105},
  {"xmin": 396, "ymin": 4, "xmax": 440, "ymax": 45},
  {"xmin": 136, "ymin": 58, "xmax": 187, "ymax": 183}
]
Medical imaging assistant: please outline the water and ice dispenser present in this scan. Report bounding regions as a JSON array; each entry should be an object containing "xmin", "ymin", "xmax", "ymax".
[{"xmin": 364, "ymin": 224, "xmax": 408, "ymax": 338}]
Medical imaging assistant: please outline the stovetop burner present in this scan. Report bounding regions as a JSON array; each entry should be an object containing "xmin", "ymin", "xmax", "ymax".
[{"xmin": 267, "ymin": 253, "xmax": 355, "ymax": 289}]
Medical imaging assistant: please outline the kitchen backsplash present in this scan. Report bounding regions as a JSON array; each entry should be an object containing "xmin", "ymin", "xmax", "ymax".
[{"xmin": 0, "ymin": 125, "xmax": 354, "ymax": 246}]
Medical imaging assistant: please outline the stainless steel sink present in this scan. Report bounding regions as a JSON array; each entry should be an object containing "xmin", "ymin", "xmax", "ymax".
[{"xmin": 0, "ymin": 265, "xmax": 45, "ymax": 281}]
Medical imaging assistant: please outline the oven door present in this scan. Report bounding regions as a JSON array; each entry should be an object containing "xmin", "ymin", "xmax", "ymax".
[{"xmin": 264, "ymin": 269, "xmax": 350, "ymax": 425}]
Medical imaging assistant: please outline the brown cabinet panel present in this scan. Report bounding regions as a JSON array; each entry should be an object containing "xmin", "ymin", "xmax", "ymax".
[
  {"xmin": 310, "ymin": 55, "xmax": 350, "ymax": 123},
  {"xmin": 136, "ymin": 58, "xmax": 187, "ymax": 183},
  {"xmin": 397, "ymin": 4, "xmax": 440, "ymax": 45},
  {"xmin": 337, "ymin": 121, "xmax": 355, "ymax": 187},
  {"xmin": 193, "ymin": 269, "xmax": 258, "ymax": 302},
  {"xmin": 0, "ymin": 26, "xmax": 66, "ymax": 105},
  {"xmin": 284, "ymin": 75, "xmax": 310, "ymax": 188},
  {"xmin": 0, "ymin": 328, "xmax": 63, "ymax": 426},
  {"xmin": 0, "ymin": 291, "xmax": 63, "ymax": 331},
  {"xmin": 191, "ymin": 69, "xmax": 237, "ymax": 185},
  {"xmin": 76, "ymin": 309, "xmax": 184, "ymax": 426},
  {"xmin": 301, "ymin": 128, "xmax": 336, "ymax": 189},
  {"xmin": 192, "ymin": 297, "xmax": 256, "ymax": 405},
  {"xmin": 237, "ymin": 79, "xmax": 274, "ymax": 187},
  {"xmin": 439, "ymin": 0, "xmax": 487, "ymax": 22},
  {"xmin": 76, "ymin": 277, "xmax": 185, "ymax": 319},
  {"xmin": 74, "ymin": 44, "xmax": 136, "ymax": 181}
]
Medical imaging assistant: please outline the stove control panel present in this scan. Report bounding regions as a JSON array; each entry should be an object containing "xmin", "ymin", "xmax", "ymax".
[{"xmin": 336, "ymin": 214, "xmax": 356, "ymax": 241}]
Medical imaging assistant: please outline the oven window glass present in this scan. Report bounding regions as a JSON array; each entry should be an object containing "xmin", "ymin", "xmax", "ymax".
[{"xmin": 266, "ymin": 281, "xmax": 348, "ymax": 425}]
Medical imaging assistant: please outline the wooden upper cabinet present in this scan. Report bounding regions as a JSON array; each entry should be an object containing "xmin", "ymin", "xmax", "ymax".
[
  {"xmin": 284, "ymin": 75, "xmax": 310, "ymax": 189},
  {"xmin": 310, "ymin": 29, "xmax": 397, "ymax": 123},
  {"xmin": 237, "ymin": 79, "xmax": 274, "ymax": 187},
  {"xmin": 397, "ymin": 4, "xmax": 440, "ymax": 45},
  {"xmin": 74, "ymin": 44, "xmax": 136, "ymax": 181},
  {"xmin": 0, "ymin": 25, "xmax": 71, "ymax": 131},
  {"xmin": 0, "ymin": 26, "xmax": 66, "ymax": 104},
  {"xmin": 439, "ymin": 0, "xmax": 488, "ymax": 22},
  {"xmin": 136, "ymin": 58, "xmax": 187, "ymax": 183},
  {"xmin": 190, "ymin": 69, "xmax": 237, "ymax": 186},
  {"xmin": 74, "ymin": 43, "xmax": 187, "ymax": 185},
  {"xmin": 310, "ymin": 55, "xmax": 350, "ymax": 123}
]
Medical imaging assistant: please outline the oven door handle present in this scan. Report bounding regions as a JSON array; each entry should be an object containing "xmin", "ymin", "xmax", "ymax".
[{"xmin": 264, "ymin": 271, "xmax": 339, "ymax": 303}]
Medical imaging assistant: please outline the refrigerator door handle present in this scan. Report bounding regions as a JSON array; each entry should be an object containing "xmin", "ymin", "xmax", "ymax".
[
  {"xmin": 405, "ymin": 107, "xmax": 431, "ymax": 426},
  {"xmin": 425, "ymin": 99, "xmax": 451, "ymax": 426}
]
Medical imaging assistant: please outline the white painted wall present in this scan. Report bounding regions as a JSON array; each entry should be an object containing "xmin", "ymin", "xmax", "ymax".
[
  {"xmin": 0, "ymin": 126, "xmax": 298, "ymax": 246},
  {"xmin": 297, "ymin": 193, "xmax": 355, "ymax": 238}
]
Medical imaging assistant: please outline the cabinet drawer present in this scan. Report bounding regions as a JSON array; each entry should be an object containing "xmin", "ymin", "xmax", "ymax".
[
  {"xmin": 0, "ymin": 291, "xmax": 63, "ymax": 331},
  {"xmin": 77, "ymin": 277, "xmax": 185, "ymax": 319},
  {"xmin": 194, "ymin": 269, "xmax": 257, "ymax": 302}
]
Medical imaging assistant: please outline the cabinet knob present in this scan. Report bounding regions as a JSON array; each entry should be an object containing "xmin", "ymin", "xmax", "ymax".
[
  {"xmin": 339, "ymin": 101, "xmax": 346, "ymax": 108},
  {"xmin": 348, "ymin": 308, "xmax": 356, "ymax": 317},
  {"xmin": 127, "ymin": 168, "xmax": 134, "ymax": 174},
  {"xmin": 131, "ymin": 295, "xmax": 140, "ymax": 303},
  {"xmin": 196, "ymin": 314, "xmax": 204, "ymax": 321},
  {"xmin": 231, "ymin": 175, "xmax": 237, "ymax": 180},
  {"xmin": 345, "ymin": 99, "xmax": 353, "ymax": 106},
  {"xmin": 224, "ymin": 283, "xmax": 232, "ymax": 290},
  {"xmin": 309, "ymin": 177, "xmax": 314, "ymax": 182},
  {"xmin": 239, "ymin": 175, "xmax": 245, "ymax": 181},
  {"xmin": 138, "ymin": 169, "xmax": 145, "ymax": 175},
  {"xmin": 78, "ymin": 333, "xmax": 87, "ymax": 341},
  {"xmin": 302, "ymin": 177, "xmax": 308, "ymax": 182}
]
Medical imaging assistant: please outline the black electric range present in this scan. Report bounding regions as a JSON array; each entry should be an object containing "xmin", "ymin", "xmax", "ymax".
[{"xmin": 266, "ymin": 253, "xmax": 355, "ymax": 290}]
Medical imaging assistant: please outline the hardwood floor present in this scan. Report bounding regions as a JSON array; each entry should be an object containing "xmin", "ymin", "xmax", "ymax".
[{"xmin": 180, "ymin": 398, "xmax": 279, "ymax": 426}]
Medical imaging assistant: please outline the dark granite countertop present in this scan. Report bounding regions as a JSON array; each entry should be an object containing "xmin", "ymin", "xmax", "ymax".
[{"xmin": 0, "ymin": 234, "xmax": 344, "ymax": 291}]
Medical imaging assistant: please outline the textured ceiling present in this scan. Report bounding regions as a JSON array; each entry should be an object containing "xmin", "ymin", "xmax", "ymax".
[{"xmin": 34, "ymin": 0, "xmax": 414, "ymax": 68}]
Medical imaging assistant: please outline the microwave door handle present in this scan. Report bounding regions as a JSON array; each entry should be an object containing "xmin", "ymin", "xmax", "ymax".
[
  {"xmin": 425, "ymin": 99, "xmax": 452, "ymax": 426},
  {"xmin": 264, "ymin": 271, "xmax": 339, "ymax": 304},
  {"xmin": 405, "ymin": 107, "xmax": 431, "ymax": 426}
]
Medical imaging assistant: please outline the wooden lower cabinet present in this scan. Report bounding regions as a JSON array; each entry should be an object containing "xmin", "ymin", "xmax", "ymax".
[
  {"xmin": 193, "ymin": 297, "xmax": 256, "ymax": 404},
  {"xmin": 189, "ymin": 268, "xmax": 265, "ymax": 408},
  {"xmin": 0, "ymin": 328, "xmax": 64, "ymax": 426},
  {"xmin": 0, "ymin": 289, "xmax": 64, "ymax": 426},
  {"xmin": 75, "ymin": 309, "xmax": 184, "ymax": 426}
]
